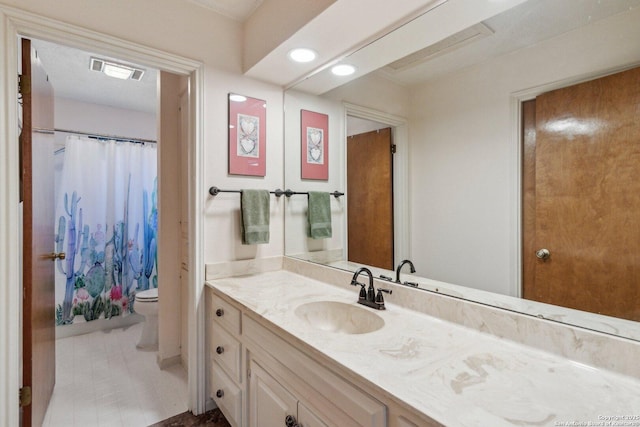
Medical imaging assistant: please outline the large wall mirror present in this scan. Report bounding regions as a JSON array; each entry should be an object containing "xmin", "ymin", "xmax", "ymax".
[{"xmin": 283, "ymin": 0, "xmax": 640, "ymax": 341}]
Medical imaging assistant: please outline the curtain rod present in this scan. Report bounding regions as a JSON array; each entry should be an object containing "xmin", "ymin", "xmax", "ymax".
[{"xmin": 32, "ymin": 127, "xmax": 156, "ymax": 144}]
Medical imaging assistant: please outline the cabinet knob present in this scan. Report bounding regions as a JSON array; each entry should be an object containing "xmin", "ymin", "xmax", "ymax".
[
  {"xmin": 216, "ymin": 346, "xmax": 224, "ymax": 355},
  {"xmin": 285, "ymin": 415, "xmax": 297, "ymax": 427},
  {"xmin": 216, "ymin": 308, "xmax": 224, "ymax": 317},
  {"xmin": 216, "ymin": 389, "xmax": 224, "ymax": 398}
]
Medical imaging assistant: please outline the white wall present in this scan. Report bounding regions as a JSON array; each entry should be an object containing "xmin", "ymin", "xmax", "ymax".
[
  {"xmin": 202, "ymin": 69, "xmax": 285, "ymax": 263},
  {"xmin": 323, "ymin": 72, "xmax": 411, "ymax": 118},
  {"xmin": 409, "ymin": 7, "xmax": 640, "ymax": 295},
  {"xmin": 283, "ymin": 89, "xmax": 346, "ymax": 258},
  {"xmin": 54, "ymin": 97, "xmax": 157, "ymax": 144}
]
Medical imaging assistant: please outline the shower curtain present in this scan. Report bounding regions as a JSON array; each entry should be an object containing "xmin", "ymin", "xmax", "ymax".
[{"xmin": 54, "ymin": 135, "xmax": 158, "ymax": 325}]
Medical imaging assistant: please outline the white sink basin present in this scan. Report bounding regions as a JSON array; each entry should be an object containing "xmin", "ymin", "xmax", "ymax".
[{"xmin": 294, "ymin": 301, "xmax": 385, "ymax": 334}]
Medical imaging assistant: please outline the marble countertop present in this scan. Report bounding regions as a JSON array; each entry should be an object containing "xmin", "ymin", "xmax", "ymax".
[{"xmin": 207, "ymin": 270, "xmax": 640, "ymax": 427}]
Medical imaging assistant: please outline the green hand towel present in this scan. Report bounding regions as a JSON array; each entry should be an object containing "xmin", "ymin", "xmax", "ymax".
[
  {"xmin": 307, "ymin": 191, "xmax": 332, "ymax": 239},
  {"xmin": 241, "ymin": 189, "xmax": 270, "ymax": 244}
]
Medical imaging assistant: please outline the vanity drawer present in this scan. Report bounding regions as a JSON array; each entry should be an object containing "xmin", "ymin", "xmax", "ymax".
[
  {"xmin": 211, "ymin": 323, "xmax": 242, "ymax": 383},
  {"xmin": 211, "ymin": 292, "xmax": 241, "ymax": 334},
  {"xmin": 211, "ymin": 364, "xmax": 242, "ymax": 427}
]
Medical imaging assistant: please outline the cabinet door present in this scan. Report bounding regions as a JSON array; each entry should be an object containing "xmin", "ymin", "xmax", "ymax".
[
  {"xmin": 298, "ymin": 402, "xmax": 329, "ymax": 427},
  {"xmin": 250, "ymin": 360, "xmax": 297, "ymax": 427}
]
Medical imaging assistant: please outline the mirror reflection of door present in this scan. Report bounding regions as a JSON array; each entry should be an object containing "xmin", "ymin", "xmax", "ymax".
[
  {"xmin": 347, "ymin": 125, "xmax": 394, "ymax": 270},
  {"xmin": 522, "ymin": 65, "xmax": 640, "ymax": 322}
]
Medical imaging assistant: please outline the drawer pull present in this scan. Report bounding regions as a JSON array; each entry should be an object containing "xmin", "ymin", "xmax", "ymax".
[
  {"xmin": 216, "ymin": 308, "xmax": 224, "ymax": 317},
  {"xmin": 216, "ymin": 389, "xmax": 224, "ymax": 398},
  {"xmin": 216, "ymin": 346, "xmax": 225, "ymax": 354}
]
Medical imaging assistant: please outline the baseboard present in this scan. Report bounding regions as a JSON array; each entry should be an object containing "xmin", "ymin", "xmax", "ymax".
[{"xmin": 157, "ymin": 354, "xmax": 182, "ymax": 369}]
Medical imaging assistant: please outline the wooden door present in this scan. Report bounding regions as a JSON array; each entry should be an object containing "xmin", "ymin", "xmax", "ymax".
[
  {"xmin": 523, "ymin": 66, "xmax": 640, "ymax": 321},
  {"xmin": 347, "ymin": 128, "xmax": 394, "ymax": 270},
  {"xmin": 20, "ymin": 39, "xmax": 57, "ymax": 426}
]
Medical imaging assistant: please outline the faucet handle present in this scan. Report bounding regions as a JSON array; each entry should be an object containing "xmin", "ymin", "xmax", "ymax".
[
  {"xmin": 350, "ymin": 280, "xmax": 367, "ymax": 300},
  {"xmin": 375, "ymin": 288, "xmax": 392, "ymax": 308}
]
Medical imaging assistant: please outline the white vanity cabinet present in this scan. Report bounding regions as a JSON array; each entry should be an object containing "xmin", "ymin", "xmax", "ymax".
[
  {"xmin": 298, "ymin": 402, "xmax": 331, "ymax": 427},
  {"xmin": 206, "ymin": 287, "xmax": 387, "ymax": 427},
  {"xmin": 208, "ymin": 292, "xmax": 243, "ymax": 427},
  {"xmin": 249, "ymin": 359, "xmax": 328, "ymax": 427}
]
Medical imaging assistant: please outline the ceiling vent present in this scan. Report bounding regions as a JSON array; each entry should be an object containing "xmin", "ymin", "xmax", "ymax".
[
  {"xmin": 89, "ymin": 57, "xmax": 146, "ymax": 81},
  {"xmin": 384, "ymin": 22, "xmax": 494, "ymax": 72},
  {"xmin": 90, "ymin": 57, "xmax": 104, "ymax": 72}
]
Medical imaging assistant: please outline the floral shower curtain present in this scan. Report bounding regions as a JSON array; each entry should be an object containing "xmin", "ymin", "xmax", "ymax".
[{"xmin": 54, "ymin": 135, "xmax": 158, "ymax": 325}]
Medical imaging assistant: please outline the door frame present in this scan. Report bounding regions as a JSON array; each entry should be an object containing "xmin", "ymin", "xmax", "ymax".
[
  {"xmin": 509, "ymin": 62, "xmax": 640, "ymax": 299},
  {"xmin": 344, "ymin": 103, "xmax": 409, "ymax": 265},
  {"xmin": 0, "ymin": 6, "xmax": 206, "ymax": 425}
]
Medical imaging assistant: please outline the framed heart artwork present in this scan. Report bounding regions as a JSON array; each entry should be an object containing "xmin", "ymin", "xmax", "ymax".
[
  {"xmin": 228, "ymin": 93, "xmax": 266, "ymax": 176},
  {"xmin": 300, "ymin": 109, "xmax": 328, "ymax": 180}
]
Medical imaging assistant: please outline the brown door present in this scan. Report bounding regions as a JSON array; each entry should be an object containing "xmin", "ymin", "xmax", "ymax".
[
  {"xmin": 21, "ymin": 38, "xmax": 57, "ymax": 426},
  {"xmin": 347, "ymin": 127, "xmax": 394, "ymax": 270},
  {"xmin": 522, "ymin": 66, "xmax": 640, "ymax": 322}
]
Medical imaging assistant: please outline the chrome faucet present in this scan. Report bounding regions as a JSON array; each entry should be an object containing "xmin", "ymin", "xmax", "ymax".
[{"xmin": 350, "ymin": 267, "xmax": 392, "ymax": 310}]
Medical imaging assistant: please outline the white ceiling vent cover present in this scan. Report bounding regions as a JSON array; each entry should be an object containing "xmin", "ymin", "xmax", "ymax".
[
  {"xmin": 89, "ymin": 57, "xmax": 146, "ymax": 81},
  {"xmin": 384, "ymin": 22, "xmax": 494, "ymax": 72},
  {"xmin": 89, "ymin": 57, "xmax": 104, "ymax": 72}
]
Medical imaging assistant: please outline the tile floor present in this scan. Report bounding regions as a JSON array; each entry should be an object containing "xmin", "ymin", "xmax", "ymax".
[{"xmin": 43, "ymin": 321, "xmax": 189, "ymax": 427}]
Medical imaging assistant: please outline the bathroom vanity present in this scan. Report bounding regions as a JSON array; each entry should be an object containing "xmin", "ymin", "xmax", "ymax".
[{"xmin": 205, "ymin": 258, "xmax": 640, "ymax": 427}]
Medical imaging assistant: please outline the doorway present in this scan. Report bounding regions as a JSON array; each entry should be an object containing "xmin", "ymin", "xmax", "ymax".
[
  {"xmin": 344, "ymin": 104, "xmax": 410, "ymax": 271},
  {"xmin": 24, "ymin": 35, "xmax": 189, "ymax": 425},
  {"xmin": 521, "ymin": 65, "xmax": 640, "ymax": 322},
  {"xmin": 2, "ymin": 11, "xmax": 204, "ymax": 426},
  {"xmin": 347, "ymin": 123, "xmax": 394, "ymax": 270}
]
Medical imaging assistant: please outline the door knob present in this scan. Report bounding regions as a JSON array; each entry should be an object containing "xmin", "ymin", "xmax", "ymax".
[
  {"xmin": 536, "ymin": 248, "xmax": 550, "ymax": 260},
  {"xmin": 42, "ymin": 252, "xmax": 66, "ymax": 261}
]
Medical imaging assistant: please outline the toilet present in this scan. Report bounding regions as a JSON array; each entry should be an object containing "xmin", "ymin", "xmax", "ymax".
[{"xmin": 134, "ymin": 288, "xmax": 158, "ymax": 350}]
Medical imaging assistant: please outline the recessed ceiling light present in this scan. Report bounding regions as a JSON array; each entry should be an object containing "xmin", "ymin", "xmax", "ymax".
[
  {"xmin": 229, "ymin": 94, "xmax": 247, "ymax": 102},
  {"xmin": 288, "ymin": 48, "xmax": 317, "ymax": 63},
  {"xmin": 331, "ymin": 64, "xmax": 356, "ymax": 76},
  {"xmin": 89, "ymin": 57, "xmax": 145, "ymax": 81}
]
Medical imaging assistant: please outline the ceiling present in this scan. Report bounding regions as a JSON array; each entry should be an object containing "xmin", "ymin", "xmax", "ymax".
[
  {"xmin": 31, "ymin": 38, "xmax": 158, "ymax": 114},
  {"xmin": 294, "ymin": 0, "xmax": 640, "ymax": 94},
  {"xmin": 186, "ymin": 0, "xmax": 263, "ymax": 21},
  {"xmin": 375, "ymin": 0, "xmax": 640, "ymax": 87},
  {"xmin": 29, "ymin": 0, "xmax": 640, "ymax": 113}
]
